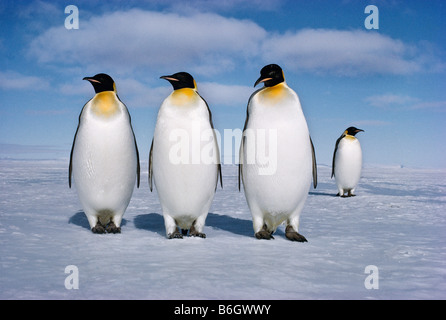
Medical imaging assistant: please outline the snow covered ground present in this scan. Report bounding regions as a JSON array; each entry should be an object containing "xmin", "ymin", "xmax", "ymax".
[{"xmin": 0, "ymin": 159, "xmax": 445, "ymax": 300}]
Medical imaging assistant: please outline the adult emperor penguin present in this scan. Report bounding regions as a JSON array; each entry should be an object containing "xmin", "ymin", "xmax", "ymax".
[
  {"xmin": 239, "ymin": 64, "xmax": 317, "ymax": 242},
  {"xmin": 149, "ymin": 72, "xmax": 222, "ymax": 239},
  {"xmin": 331, "ymin": 126, "xmax": 364, "ymax": 197},
  {"xmin": 69, "ymin": 73, "xmax": 140, "ymax": 233}
]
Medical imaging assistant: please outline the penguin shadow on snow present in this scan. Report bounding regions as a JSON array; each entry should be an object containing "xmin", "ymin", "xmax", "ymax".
[
  {"xmin": 207, "ymin": 213, "xmax": 261, "ymax": 237},
  {"xmin": 69, "ymin": 211, "xmax": 287, "ymax": 238},
  {"xmin": 134, "ymin": 212, "xmax": 282, "ymax": 238},
  {"xmin": 308, "ymin": 182, "xmax": 339, "ymax": 197},
  {"xmin": 68, "ymin": 211, "xmax": 128, "ymax": 231},
  {"xmin": 207, "ymin": 213, "xmax": 285, "ymax": 238},
  {"xmin": 309, "ymin": 191, "xmax": 338, "ymax": 197},
  {"xmin": 134, "ymin": 213, "xmax": 166, "ymax": 237}
]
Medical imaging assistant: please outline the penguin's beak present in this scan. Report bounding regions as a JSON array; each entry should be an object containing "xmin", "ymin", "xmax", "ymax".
[
  {"xmin": 160, "ymin": 75, "xmax": 179, "ymax": 82},
  {"xmin": 254, "ymin": 76, "xmax": 272, "ymax": 88},
  {"xmin": 356, "ymin": 128, "xmax": 364, "ymax": 133},
  {"xmin": 83, "ymin": 77, "xmax": 101, "ymax": 84}
]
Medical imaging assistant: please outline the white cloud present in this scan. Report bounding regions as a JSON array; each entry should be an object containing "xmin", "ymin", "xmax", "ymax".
[
  {"xmin": 29, "ymin": 9, "xmax": 266, "ymax": 75},
  {"xmin": 28, "ymin": 9, "xmax": 444, "ymax": 78},
  {"xmin": 365, "ymin": 93, "xmax": 446, "ymax": 112},
  {"xmin": 0, "ymin": 71, "xmax": 49, "ymax": 90},
  {"xmin": 198, "ymin": 82, "xmax": 253, "ymax": 107},
  {"xmin": 364, "ymin": 94, "xmax": 420, "ymax": 108},
  {"xmin": 262, "ymin": 28, "xmax": 426, "ymax": 76},
  {"xmin": 118, "ymin": 78, "xmax": 170, "ymax": 108},
  {"xmin": 410, "ymin": 100, "xmax": 446, "ymax": 111}
]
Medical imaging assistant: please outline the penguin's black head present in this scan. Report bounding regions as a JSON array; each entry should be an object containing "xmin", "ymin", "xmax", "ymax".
[
  {"xmin": 160, "ymin": 72, "xmax": 196, "ymax": 90},
  {"xmin": 254, "ymin": 64, "xmax": 285, "ymax": 88},
  {"xmin": 345, "ymin": 127, "xmax": 364, "ymax": 136},
  {"xmin": 83, "ymin": 73, "xmax": 116, "ymax": 93}
]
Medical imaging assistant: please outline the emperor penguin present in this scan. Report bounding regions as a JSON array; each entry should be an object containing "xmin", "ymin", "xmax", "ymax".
[
  {"xmin": 149, "ymin": 72, "xmax": 222, "ymax": 239},
  {"xmin": 69, "ymin": 73, "xmax": 140, "ymax": 233},
  {"xmin": 239, "ymin": 64, "xmax": 317, "ymax": 242},
  {"xmin": 331, "ymin": 126, "xmax": 364, "ymax": 197}
]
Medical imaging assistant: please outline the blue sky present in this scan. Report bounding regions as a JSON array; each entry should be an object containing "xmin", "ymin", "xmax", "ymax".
[{"xmin": 0, "ymin": 0, "xmax": 445, "ymax": 168}]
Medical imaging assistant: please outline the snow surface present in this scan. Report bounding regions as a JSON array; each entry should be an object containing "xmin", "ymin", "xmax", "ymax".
[{"xmin": 0, "ymin": 159, "xmax": 445, "ymax": 300}]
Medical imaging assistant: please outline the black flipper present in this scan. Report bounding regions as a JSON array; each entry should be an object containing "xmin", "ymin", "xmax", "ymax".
[
  {"xmin": 69, "ymin": 102, "xmax": 88, "ymax": 188},
  {"xmin": 148, "ymin": 138, "xmax": 154, "ymax": 192},
  {"xmin": 310, "ymin": 136, "xmax": 317, "ymax": 189},
  {"xmin": 121, "ymin": 98, "xmax": 140, "ymax": 188},
  {"xmin": 238, "ymin": 88, "xmax": 262, "ymax": 191},
  {"xmin": 331, "ymin": 133, "xmax": 345, "ymax": 178},
  {"xmin": 197, "ymin": 92, "xmax": 223, "ymax": 190}
]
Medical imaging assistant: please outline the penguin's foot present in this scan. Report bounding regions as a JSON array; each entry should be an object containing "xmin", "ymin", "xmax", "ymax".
[
  {"xmin": 255, "ymin": 225, "xmax": 274, "ymax": 240},
  {"xmin": 106, "ymin": 221, "xmax": 121, "ymax": 234},
  {"xmin": 341, "ymin": 193, "xmax": 355, "ymax": 198},
  {"xmin": 190, "ymin": 231, "xmax": 206, "ymax": 238},
  {"xmin": 285, "ymin": 226, "xmax": 307, "ymax": 242},
  {"xmin": 168, "ymin": 229, "xmax": 183, "ymax": 239},
  {"xmin": 255, "ymin": 230, "xmax": 274, "ymax": 240},
  {"xmin": 91, "ymin": 222, "xmax": 106, "ymax": 234},
  {"xmin": 189, "ymin": 225, "xmax": 206, "ymax": 238},
  {"xmin": 338, "ymin": 192, "xmax": 349, "ymax": 197}
]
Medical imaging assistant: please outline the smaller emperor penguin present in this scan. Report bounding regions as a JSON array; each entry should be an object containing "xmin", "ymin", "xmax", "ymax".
[
  {"xmin": 239, "ymin": 64, "xmax": 317, "ymax": 242},
  {"xmin": 149, "ymin": 72, "xmax": 222, "ymax": 239},
  {"xmin": 69, "ymin": 73, "xmax": 140, "ymax": 233},
  {"xmin": 331, "ymin": 126, "xmax": 364, "ymax": 197}
]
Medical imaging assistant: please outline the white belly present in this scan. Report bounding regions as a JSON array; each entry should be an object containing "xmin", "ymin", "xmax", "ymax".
[
  {"xmin": 334, "ymin": 139, "xmax": 362, "ymax": 191},
  {"xmin": 152, "ymin": 107, "xmax": 218, "ymax": 228},
  {"xmin": 242, "ymin": 100, "xmax": 312, "ymax": 228},
  {"xmin": 72, "ymin": 116, "xmax": 137, "ymax": 220}
]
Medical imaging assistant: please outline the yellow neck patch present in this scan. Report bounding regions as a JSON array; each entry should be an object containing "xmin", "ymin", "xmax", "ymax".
[
  {"xmin": 345, "ymin": 134, "xmax": 357, "ymax": 141},
  {"xmin": 258, "ymin": 83, "xmax": 287, "ymax": 104},
  {"xmin": 91, "ymin": 91, "xmax": 120, "ymax": 118},
  {"xmin": 170, "ymin": 88, "xmax": 198, "ymax": 105}
]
